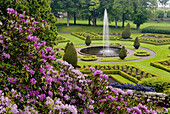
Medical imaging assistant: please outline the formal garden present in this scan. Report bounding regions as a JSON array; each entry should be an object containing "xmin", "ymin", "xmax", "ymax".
[{"xmin": 0, "ymin": 0, "xmax": 170, "ymax": 113}]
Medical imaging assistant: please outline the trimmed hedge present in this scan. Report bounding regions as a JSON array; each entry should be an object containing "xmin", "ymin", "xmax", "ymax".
[
  {"xmin": 150, "ymin": 58, "xmax": 170, "ymax": 72},
  {"xmin": 80, "ymin": 55, "xmax": 97, "ymax": 61},
  {"xmin": 109, "ymin": 43, "xmax": 122, "ymax": 47},
  {"xmin": 142, "ymin": 26, "xmax": 170, "ymax": 34},
  {"xmin": 71, "ymin": 32, "xmax": 121, "ymax": 40},
  {"xmin": 80, "ymin": 65, "xmax": 159, "ymax": 84},
  {"xmin": 134, "ymin": 50, "xmax": 150, "ymax": 56},
  {"xmin": 109, "ymin": 75, "xmax": 124, "ymax": 83},
  {"xmin": 56, "ymin": 35, "xmax": 70, "ymax": 43}
]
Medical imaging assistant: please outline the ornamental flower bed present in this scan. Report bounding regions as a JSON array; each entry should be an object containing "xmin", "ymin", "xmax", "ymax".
[{"xmin": 0, "ymin": 8, "xmax": 169, "ymax": 113}]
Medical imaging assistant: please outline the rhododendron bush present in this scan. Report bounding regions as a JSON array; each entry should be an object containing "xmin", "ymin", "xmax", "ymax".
[{"xmin": 0, "ymin": 8, "xmax": 168, "ymax": 113}]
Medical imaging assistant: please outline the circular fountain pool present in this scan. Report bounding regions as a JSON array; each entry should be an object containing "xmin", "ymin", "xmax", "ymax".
[{"xmin": 79, "ymin": 46, "xmax": 121, "ymax": 57}]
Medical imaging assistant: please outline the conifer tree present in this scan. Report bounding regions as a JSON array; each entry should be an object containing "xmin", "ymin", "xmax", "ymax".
[
  {"xmin": 85, "ymin": 35, "xmax": 91, "ymax": 46},
  {"xmin": 133, "ymin": 37, "xmax": 140, "ymax": 49},
  {"xmin": 122, "ymin": 23, "xmax": 131, "ymax": 39},
  {"xmin": 63, "ymin": 42, "xmax": 77, "ymax": 68}
]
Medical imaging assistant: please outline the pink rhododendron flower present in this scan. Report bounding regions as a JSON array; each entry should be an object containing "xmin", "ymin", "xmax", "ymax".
[
  {"xmin": 29, "ymin": 69, "xmax": 35, "ymax": 75},
  {"xmin": 30, "ymin": 78, "xmax": 36, "ymax": 85}
]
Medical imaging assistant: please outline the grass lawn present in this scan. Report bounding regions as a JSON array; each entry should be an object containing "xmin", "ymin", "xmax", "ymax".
[
  {"xmin": 57, "ymin": 19, "xmax": 170, "ymax": 33},
  {"xmin": 100, "ymin": 56, "xmax": 141, "ymax": 62},
  {"xmin": 55, "ymin": 33, "xmax": 170, "ymax": 79},
  {"xmin": 110, "ymin": 74, "xmax": 135, "ymax": 85}
]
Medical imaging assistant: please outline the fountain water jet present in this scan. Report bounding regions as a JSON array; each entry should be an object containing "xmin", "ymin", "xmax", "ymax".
[
  {"xmin": 100, "ymin": 9, "xmax": 115, "ymax": 56},
  {"xmin": 79, "ymin": 9, "xmax": 121, "ymax": 57}
]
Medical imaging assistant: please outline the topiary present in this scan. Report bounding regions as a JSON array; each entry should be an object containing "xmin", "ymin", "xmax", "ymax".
[
  {"xmin": 119, "ymin": 46, "xmax": 127, "ymax": 60},
  {"xmin": 85, "ymin": 35, "xmax": 91, "ymax": 46},
  {"xmin": 133, "ymin": 37, "xmax": 140, "ymax": 49},
  {"xmin": 63, "ymin": 42, "xmax": 77, "ymax": 68},
  {"xmin": 64, "ymin": 42, "xmax": 69, "ymax": 52},
  {"xmin": 122, "ymin": 23, "xmax": 131, "ymax": 39}
]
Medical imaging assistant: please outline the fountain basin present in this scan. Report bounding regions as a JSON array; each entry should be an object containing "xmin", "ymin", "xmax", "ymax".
[{"xmin": 79, "ymin": 46, "xmax": 121, "ymax": 57}]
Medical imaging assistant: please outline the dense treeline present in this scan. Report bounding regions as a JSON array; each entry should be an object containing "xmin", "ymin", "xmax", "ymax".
[{"xmin": 50, "ymin": 0, "xmax": 158, "ymax": 30}]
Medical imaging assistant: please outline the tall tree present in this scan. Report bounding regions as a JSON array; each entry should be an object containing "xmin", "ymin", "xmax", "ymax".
[
  {"xmin": 111, "ymin": 0, "xmax": 123, "ymax": 28},
  {"xmin": 89, "ymin": 0, "xmax": 100, "ymax": 26},
  {"xmin": 111, "ymin": 0, "xmax": 133, "ymax": 28},
  {"xmin": 131, "ymin": 0, "xmax": 157, "ymax": 30},
  {"xmin": 158, "ymin": 0, "xmax": 170, "ymax": 8},
  {"xmin": 51, "ymin": 0, "xmax": 78, "ymax": 27}
]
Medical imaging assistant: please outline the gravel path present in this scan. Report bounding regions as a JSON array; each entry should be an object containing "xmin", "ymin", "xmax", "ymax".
[{"xmin": 76, "ymin": 43, "xmax": 156, "ymax": 63}]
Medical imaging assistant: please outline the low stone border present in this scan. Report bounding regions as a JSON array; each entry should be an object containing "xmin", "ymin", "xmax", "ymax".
[{"xmin": 113, "ymin": 88, "xmax": 170, "ymax": 107}]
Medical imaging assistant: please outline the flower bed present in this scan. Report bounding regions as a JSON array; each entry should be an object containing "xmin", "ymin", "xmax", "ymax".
[
  {"xmin": 150, "ymin": 58, "xmax": 170, "ymax": 72},
  {"xmin": 109, "ymin": 82, "xmax": 155, "ymax": 92},
  {"xmin": 80, "ymin": 55, "xmax": 98, "ymax": 61}
]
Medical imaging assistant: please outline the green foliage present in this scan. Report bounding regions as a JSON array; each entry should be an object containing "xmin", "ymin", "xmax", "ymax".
[
  {"xmin": 155, "ymin": 9, "xmax": 164, "ymax": 18},
  {"xmin": 80, "ymin": 55, "xmax": 97, "ymax": 61},
  {"xmin": 134, "ymin": 50, "xmax": 150, "ymax": 56},
  {"xmin": 167, "ymin": 10, "xmax": 170, "ymax": 18},
  {"xmin": 150, "ymin": 58, "xmax": 170, "ymax": 72},
  {"xmin": 0, "ymin": 0, "xmax": 58, "ymax": 45},
  {"xmin": 133, "ymin": 37, "xmax": 140, "ymax": 49},
  {"xmin": 139, "ymin": 77, "xmax": 170, "ymax": 92},
  {"xmin": 119, "ymin": 46, "xmax": 127, "ymax": 59},
  {"xmin": 64, "ymin": 42, "xmax": 69, "ymax": 53},
  {"xmin": 122, "ymin": 23, "xmax": 131, "ymax": 39},
  {"xmin": 63, "ymin": 42, "xmax": 77, "ymax": 68},
  {"xmin": 142, "ymin": 26, "xmax": 170, "ymax": 34},
  {"xmin": 85, "ymin": 35, "xmax": 91, "ymax": 46}
]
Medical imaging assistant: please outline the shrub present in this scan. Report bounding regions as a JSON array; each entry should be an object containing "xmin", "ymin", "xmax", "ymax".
[
  {"xmin": 85, "ymin": 35, "xmax": 91, "ymax": 46},
  {"xmin": 119, "ymin": 46, "xmax": 127, "ymax": 59},
  {"xmin": 122, "ymin": 23, "xmax": 131, "ymax": 39},
  {"xmin": 133, "ymin": 37, "xmax": 140, "ymax": 49},
  {"xmin": 63, "ymin": 42, "xmax": 77, "ymax": 68},
  {"xmin": 134, "ymin": 50, "xmax": 150, "ymax": 56},
  {"xmin": 80, "ymin": 55, "xmax": 97, "ymax": 61},
  {"xmin": 139, "ymin": 77, "xmax": 170, "ymax": 92},
  {"xmin": 142, "ymin": 26, "xmax": 170, "ymax": 34}
]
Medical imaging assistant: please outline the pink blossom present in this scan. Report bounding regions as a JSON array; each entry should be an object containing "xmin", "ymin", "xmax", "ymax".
[
  {"xmin": 19, "ymin": 14, "xmax": 24, "ymax": 18},
  {"xmin": 30, "ymin": 78, "xmax": 36, "ymax": 85},
  {"xmin": 0, "ymin": 40, "xmax": 3, "ymax": 43},
  {"xmin": 46, "ymin": 47, "xmax": 52, "ymax": 52},
  {"xmin": 48, "ymin": 91, "xmax": 53, "ymax": 97},
  {"xmin": 24, "ymin": 64, "xmax": 29, "ymax": 70},
  {"xmin": 29, "ymin": 69, "xmax": 35, "ymax": 75}
]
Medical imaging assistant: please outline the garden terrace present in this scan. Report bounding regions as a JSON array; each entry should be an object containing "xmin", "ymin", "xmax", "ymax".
[{"xmin": 71, "ymin": 32, "xmax": 170, "ymax": 45}]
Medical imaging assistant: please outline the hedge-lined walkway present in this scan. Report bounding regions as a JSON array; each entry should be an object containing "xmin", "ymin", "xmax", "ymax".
[{"xmin": 76, "ymin": 44, "xmax": 156, "ymax": 63}]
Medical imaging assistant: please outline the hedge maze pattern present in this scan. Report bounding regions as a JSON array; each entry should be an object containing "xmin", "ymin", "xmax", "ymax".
[{"xmin": 80, "ymin": 65, "xmax": 159, "ymax": 84}]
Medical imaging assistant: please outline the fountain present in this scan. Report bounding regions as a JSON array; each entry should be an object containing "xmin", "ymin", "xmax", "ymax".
[{"xmin": 79, "ymin": 9, "xmax": 121, "ymax": 57}]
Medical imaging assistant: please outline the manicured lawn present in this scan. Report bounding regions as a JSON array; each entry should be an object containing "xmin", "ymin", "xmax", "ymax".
[
  {"xmin": 100, "ymin": 56, "xmax": 141, "ymax": 62},
  {"xmin": 57, "ymin": 19, "xmax": 170, "ymax": 33},
  {"xmin": 55, "ymin": 33, "xmax": 170, "ymax": 79},
  {"xmin": 110, "ymin": 74, "xmax": 135, "ymax": 85}
]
